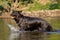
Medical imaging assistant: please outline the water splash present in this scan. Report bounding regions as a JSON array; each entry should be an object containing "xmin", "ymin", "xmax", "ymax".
[{"xmin": 7, "ymin": 24, "xmax": 19, "ymax": 33}]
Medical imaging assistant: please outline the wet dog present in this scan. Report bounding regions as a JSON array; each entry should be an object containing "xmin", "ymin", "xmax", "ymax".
[{"xmin": 11, "ymin": 11, "xmax": 54, "ymax": 32}]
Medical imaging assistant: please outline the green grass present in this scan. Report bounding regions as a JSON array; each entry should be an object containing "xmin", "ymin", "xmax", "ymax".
[
  {"xmin": 28, "ymin": 1, "xmax": 50, "ymax": 11},
  {"xmin": 28, "ymin": 0, "xmax": 60, "ymax": 11},
  {"xmin": 27, "ymin": 0, "xmax": 48, "ymax": 11}
]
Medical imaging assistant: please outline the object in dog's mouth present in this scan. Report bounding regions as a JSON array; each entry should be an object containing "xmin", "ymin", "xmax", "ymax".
[
  {"xmin": 10, "ymin": 13, "xmax": 16, "ymax": 18},
  {"xmin": 11, "ymin": 16, "xmax": 14, "ymax": 18},
  {"xmin": 10, "ymin": 15, "xmax": 14, "ymax": 18}
]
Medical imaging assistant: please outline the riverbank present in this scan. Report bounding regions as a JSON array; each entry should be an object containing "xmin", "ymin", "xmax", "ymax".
[{"xmin": 22, "ymin": 10, "xmax": 60, "ymax": 18}]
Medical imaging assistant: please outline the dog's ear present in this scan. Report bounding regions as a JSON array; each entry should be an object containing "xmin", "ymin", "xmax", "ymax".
[
  {"xmin": 18, "ymin": 11, "xmax": 22, "ymax": 14},
  {"xmin": 17, "ymin": 11, "xmax": 23, "ymax": 17}
]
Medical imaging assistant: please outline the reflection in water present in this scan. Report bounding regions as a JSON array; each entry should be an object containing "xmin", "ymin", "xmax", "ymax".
[
  {"xmin": 9, "ymin": 32, "xmax": 20, "ymax": 40},
  {"xmin": 9, "ymin": 32, "xmax": 48, "ymax": 40},
  {"xmin": 7, "ymin": 23, "xmax": 48, "ymax": 40}
]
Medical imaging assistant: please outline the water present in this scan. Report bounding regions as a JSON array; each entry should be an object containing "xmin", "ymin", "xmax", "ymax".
[{"xmin": 0, "ymin": 17, "xmax": 60, "ymax": 40}]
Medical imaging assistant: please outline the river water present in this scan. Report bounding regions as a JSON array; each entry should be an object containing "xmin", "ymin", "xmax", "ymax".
[{"xmin": 0, "ymin": 17, "xmax": 60, "ymax": 40}]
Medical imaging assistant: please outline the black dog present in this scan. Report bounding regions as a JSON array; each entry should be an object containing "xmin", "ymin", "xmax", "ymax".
[{"xmin": 11, "ymin": 11, "xmax": 54, "ymax": 32}]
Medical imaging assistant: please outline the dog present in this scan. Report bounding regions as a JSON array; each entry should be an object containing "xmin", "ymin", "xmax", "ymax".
[{"xmin": 11, "ymin": 11, "xmax": 54, "ymax": 32}]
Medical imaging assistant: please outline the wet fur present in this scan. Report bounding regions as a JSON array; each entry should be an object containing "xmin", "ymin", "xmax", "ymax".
[{"xmin": 11, "ymin": 11, "xmax": 54, "ymax": 32}]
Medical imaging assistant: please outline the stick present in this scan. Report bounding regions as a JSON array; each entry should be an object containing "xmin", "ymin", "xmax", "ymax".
[{"xmin": 0, "ymin": 16, "xmax": 14, "ymax": 19}]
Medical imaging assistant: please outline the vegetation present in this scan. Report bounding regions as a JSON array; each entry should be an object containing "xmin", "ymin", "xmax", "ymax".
[
  {"xmin": 0, "ymin": 0, "xmax": 60, "ymax": 12},
  {"xmin": 28, "ymin": 2, "xmax": 50, "ymax": 11},
  {"xmin": 49, "ymin": 3, "xmax": 58, "ymax": 10}
]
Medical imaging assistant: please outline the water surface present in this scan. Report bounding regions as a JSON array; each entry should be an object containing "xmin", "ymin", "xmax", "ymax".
[{"xmin": 0, "ymin": 17, "xmax": 60, "ymax": 40}]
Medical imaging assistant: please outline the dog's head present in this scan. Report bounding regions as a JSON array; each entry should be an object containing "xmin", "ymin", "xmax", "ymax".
[{"xmin": 11, "ymin": 11, "xmax": 23, "ymax": 18}]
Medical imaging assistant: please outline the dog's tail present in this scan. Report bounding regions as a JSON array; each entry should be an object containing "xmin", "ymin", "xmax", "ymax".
[{"xmin": 46, "ymin": 25, "xmax": 54, "ymax": 32}]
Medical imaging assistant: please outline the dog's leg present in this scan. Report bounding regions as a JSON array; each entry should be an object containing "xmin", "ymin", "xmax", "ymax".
[
  {"xmin": 38, "ymin": 27, "xmax": 42, "ymax": 31},
  {"xmin": 41, "ymin": 23, "xmax": 47, "ymax": 32}
]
